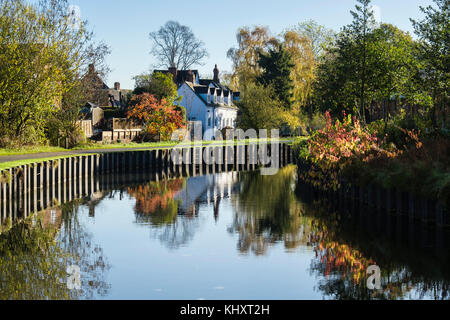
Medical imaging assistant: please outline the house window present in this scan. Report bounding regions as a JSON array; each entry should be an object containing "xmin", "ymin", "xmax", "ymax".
[{"xmin": 208, "ymin": 117, "xmax": 211, "ymax": 127}]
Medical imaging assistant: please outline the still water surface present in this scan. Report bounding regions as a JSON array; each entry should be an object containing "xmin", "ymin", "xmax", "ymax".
[{"xmin": 1, "ymin": 165, "xmax": 449, "ymax": 299}]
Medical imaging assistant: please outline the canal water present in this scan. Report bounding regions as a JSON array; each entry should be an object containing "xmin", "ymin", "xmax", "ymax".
[{"xmin": 0, "ymin": 165, "xmax": 449, "ymax": 300}]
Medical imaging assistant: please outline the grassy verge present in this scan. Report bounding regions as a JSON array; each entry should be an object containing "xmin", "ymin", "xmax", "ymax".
[
  {"xmin": 0, "ymin": 155, "xmax": 96, "ymax": 171},
  {"xmin": 0, "ymin": 145, "xmax": 68, "ymax": 156}
]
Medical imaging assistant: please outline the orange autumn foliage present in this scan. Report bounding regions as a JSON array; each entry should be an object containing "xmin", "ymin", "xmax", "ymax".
[{"xmin": 127, "ymin": 93, "xmax": 184, "ymax": 141}]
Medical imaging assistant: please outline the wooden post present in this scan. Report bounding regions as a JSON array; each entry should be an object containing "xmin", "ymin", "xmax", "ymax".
[
  {"xmin": 22, "ymin": 165, "xmax": 27, "ymax": 218},
  {"xmin": 435, "ymin": 201, "xmax": 444, "ymax": 228},
  {"xmin": 420, "ymin": 198, "xmax": 428, "ymax": 223},
  {"xmin": 386, "ymin": 188, "xmax": 393, "ymax": 214},
  {"xmin": 396, "ymin": 189, "xmax": 403, "ymax": 215}
]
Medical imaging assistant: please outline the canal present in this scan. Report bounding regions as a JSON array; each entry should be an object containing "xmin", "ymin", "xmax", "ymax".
[{"xmin": 0, "ymin": 165, "xmax": 449, "ymax": 300}]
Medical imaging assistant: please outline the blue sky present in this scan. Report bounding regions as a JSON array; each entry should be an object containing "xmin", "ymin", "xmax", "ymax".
[{"xmin": 66, "ymin": 0, "xmax": 435, "ymax": 89}]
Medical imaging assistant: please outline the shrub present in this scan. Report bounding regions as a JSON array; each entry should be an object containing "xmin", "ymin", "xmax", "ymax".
[
  {"xmin": 299, "ymin": 111, "xmax": 398, "ymax": 190},
  {"xmin": 127, "ymin": 93, "xmax": 184, "ymax": 142}
]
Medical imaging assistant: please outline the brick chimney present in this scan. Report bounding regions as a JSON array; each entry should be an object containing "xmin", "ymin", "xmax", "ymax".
[
  {"xmin": 114, "ymin": 82, "xmax": 120, "ymax": 91},
  {"xmin": 213, "ymin": 64, "xmax": 220, "ymax": 83},
  {"xmin": 168, "ymin": 67, "xmax": 178, "ymax": 83},
  {"xmin": 186, "ymin": 70, "xmax": 194, "ymax": 83},
  {"xmin": 88, "ymin": 63, "xmax": 95, "ymax": 74}
]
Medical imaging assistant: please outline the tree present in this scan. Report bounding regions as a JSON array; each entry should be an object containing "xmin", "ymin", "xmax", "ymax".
[
  {"xmin": 257, "ymin": 45, "xmax": 295, "ymax": 109},
  {"xmin": 313, "ymin": 23, "xmax": 418, "ymax": 121},
  {"xmin": 282, "ymin": 29, "xmax": 317, "ymax": 109},
  {"xmin": 368, "ymin": 24, "xmax": 418, "ymax": 119},
  {"xmin": 127, "ymin": 93, "xmax": 184, "ymax": 141},
  {"xmin": 149, "ymin": 21, "xmax": 208, "ymax": 70},
  {"xmin": 133, "ymin": 72, "xmax": 180, "ymax": 104},
  {"xmin": 236, "ymin": 83, "xmax": 285, "ymax": 130},
  {"xmin": 411, "ymin": 0, "xmax": 449, "ymax": 127},
  {"xmin": 0, "ymin": 0, "xmax": 110, "ymax": 147},
  {"xmin": 294, "ymin": 20, "xmax": 336, "ymax": 59},
  {"xmin": 342, "ymin": 0, "xmax": 377, "ymax": 122},
  {"xmin": 227, "ymin": 26, "xmax": 279, "ymax": 90}
]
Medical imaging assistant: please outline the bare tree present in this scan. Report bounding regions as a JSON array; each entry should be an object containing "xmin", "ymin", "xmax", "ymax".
[{"xmin": 149, "ymin": 21, "xmax": 208, "ymax": 70}]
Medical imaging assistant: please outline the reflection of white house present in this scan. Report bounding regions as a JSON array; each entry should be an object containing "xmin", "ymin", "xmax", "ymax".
[
  {"xmin": 156, "ymin": 65, "xmax": 240, "ymax": 140},
  {"xmin": 174, "ymin": 172, "xmax": 239, "ymax": 219}
]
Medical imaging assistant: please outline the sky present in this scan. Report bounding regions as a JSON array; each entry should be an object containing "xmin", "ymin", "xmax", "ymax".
[{"xmin": 64, "ymin": 0, "xmax": 435, "ymax": 89}]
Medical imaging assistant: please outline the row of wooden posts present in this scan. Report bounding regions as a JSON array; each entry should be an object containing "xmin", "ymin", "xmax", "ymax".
[{"xmin": 0, "ymin": 143, "xmax": 294, "ymax": 224}]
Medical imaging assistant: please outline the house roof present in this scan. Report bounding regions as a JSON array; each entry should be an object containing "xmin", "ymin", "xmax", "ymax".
[
  {"xmin": 183, "ymin": 82, "xmax": 237, "ymax": 110},
  {"xmin": 193, "ymin": 86, "xmax": 209, "ymax": 94},
  {"xmin": 154, "ymin": 69, "xmax": 199, "ymax": 86}
]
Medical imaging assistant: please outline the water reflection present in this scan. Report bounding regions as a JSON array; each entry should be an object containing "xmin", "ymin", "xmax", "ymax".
[
  {"xmin": 229, "ymin": 166, "xmax": 310, "ymax": 255},
  {"xmin": 296, "ymin": 186, "xmax": 450, "ymax": 300},
  {"xmin": 0, "ymin": 165, "xmax": 449, "ymax": 299},
  {"xmin": 0, "ymin": 201, "xmax": 110, "ymax": 299}
]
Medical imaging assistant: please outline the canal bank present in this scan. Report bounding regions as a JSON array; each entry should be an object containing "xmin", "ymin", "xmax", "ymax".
[
  {"xmin": 294, "ymin": 159, "xmax": 449, "ymax": 230},
  {"xmin": 0, "ymin": 142, "xmax": 294, "ymax": 229}
]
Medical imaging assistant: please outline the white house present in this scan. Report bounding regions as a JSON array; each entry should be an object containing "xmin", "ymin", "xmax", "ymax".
[{"xmin": 156, "ymin": 65, "xmax": 240, "ymax": 140}]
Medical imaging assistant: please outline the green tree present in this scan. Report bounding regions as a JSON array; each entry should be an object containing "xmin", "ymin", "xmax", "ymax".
[
  {"xmin": 236, "ymin": 83, "xmax": 285, "ymax": 130},
  {"xmin": 257, "ymin": 45, "xmax": 295, "ymax": 109},
  {"xmin": 367, "ymin": 24, "xmax": 418, "ymax": 123},
  {"xmin": 0, "ymin": 0, "xmax": 109, "ymax": 147},
  {"xmin": 133, "ymin": 72, "xmax": 180, "ymax": 104},
  {"xmin": 347, "ymin": 0, "xmax": 377, "ymax": 122},
  {"xmin": 313, "ymin": 4, "xmax": 419, "ymax": 122},
  {"xmin": 411, "ymin": 0, "xmax": 449, "ymax": 127}
]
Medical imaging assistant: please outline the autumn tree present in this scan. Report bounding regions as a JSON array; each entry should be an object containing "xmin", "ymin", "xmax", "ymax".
[
  {"xmin": 294, "ymin": 20, "xmax": 336, "ymax": 60},
  {"xmin": 0, "ymin": 0, "xmax": 109, "ymax": 147},
  {"xmin": 127, "ymin": 93, "xmax": 184, "ymax": 141},
  {"xmin": 227, "ymin": 26, "xmax": 279, "ymax": 90},
  {"xmin": 149, "ymin": 21, "xmax": 208, "ymax": 70},
  {"xmin": 282, "ymin": 29, "xmax": 317, "ymax": 109}
]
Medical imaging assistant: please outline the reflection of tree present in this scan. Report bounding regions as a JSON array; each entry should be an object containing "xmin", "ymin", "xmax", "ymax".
[
  {"xmin": 0, "ymin": 214, "xmax": 74, "ymax": 299},
  {"xmin": 0, "ymin": 194, "xmax": 111, "ymax": 300},
  {"xmin": 230, "ymin": 165, "xmax": 450, "ymax": 299},
  {"xmin": 127, "ymin": 179, "xmax": 184, "ymax": 226},
  {"xmin": 229, "ymin": 165, "xmax": 311, "ymax": 255},
  {"xmin": 301, "ymin": 199, "xmax": 450, "ymax": 300},
  {"xmin": 127, "ymin": 178, "xmax": 202, "ymax": 249},
  {"xmin": 58, "ymin": 200, "xmax": 111, "ymax": 299}
]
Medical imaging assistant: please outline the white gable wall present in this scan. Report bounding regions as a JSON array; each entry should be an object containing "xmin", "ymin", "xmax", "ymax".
[
  {"xmin": 178, "ymin": 83, "xmax": 213, "ymax": 132},
  {"xmin": 177, "ymin": 83, "xmax": 237, "ymax": 140}
]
